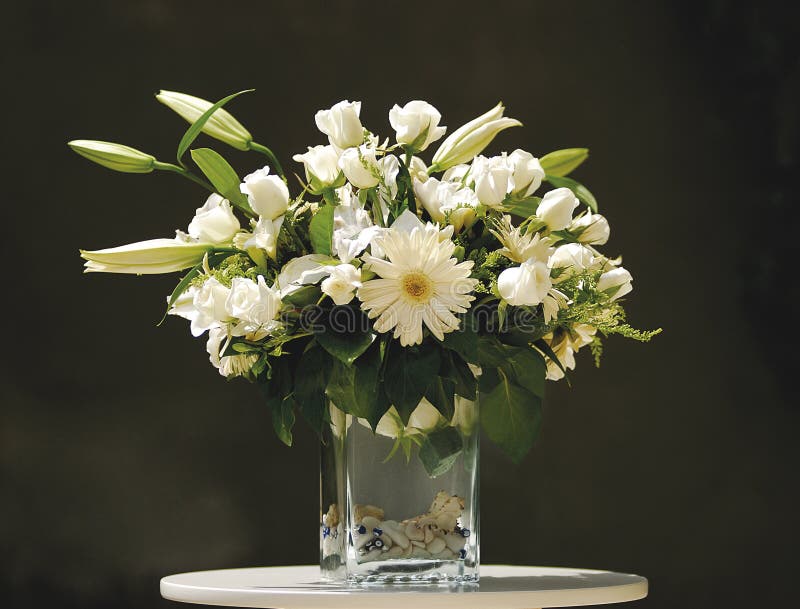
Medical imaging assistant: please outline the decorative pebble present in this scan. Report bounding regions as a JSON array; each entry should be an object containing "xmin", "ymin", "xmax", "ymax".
[
  {"xmin": 373, "ymin": 527, "xmax": 383, "ymax": 537},
  {"xmin": 405, "ymin": 523, "xmax": 425, "ymax": 542},
  {"xmin": 460, "ymin": 528, "xmax": 471, "ymax": 538},
  {"xmin": 427, "ymin": 537, "xmax": 446, "ymax": 554},
  {"xmin": 322, "ymin": 526, "xmax": 330, "ymax": 538},
  {"xmin": 381, "ymin": 523, "xmax": 410, "ymax": 549},
  {"xmin": 411, "ymin": 540, "xmax": 426, "ymax": 549},
  {"xmin": 459, "ymin": 549, "xmax": 467, "ymax": 559}
]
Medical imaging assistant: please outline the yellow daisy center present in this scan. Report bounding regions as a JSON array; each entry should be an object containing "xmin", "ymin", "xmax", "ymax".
[{"xmin": 400, "ymin": 271, "xmax": 434, "ymax": 303}]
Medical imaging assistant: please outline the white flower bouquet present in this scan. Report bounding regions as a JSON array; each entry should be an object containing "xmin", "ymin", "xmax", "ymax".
[{"xmin": 72, "ymin": 91, "xmax": 658, "ymax": 464}]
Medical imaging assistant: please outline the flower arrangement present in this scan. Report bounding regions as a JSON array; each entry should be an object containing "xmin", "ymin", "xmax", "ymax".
[{"xmin": 72, "ymin": 91, "xmax": 659, "ymax": 465}]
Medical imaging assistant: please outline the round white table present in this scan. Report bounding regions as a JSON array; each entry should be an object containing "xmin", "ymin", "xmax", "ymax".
[{"xmin": 161, "ymin": 564, "xmax": 648, "ymax": 608}]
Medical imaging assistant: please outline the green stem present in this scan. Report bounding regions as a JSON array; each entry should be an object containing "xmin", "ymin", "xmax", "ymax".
[
  {"xmin": 153, "ymin": 161, "xmax": 214, "ymax": 191},
  {"xmin": 249, "ymin": 141, "xmax": 284, "ymax": 177}
]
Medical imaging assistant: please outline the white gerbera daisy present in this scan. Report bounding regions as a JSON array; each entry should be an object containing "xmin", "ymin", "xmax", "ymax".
[{"xmin": 358, "ymin": 224, "xmax": 478, "ymax": 346}]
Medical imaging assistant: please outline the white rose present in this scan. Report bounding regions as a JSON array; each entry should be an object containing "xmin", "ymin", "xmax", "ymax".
[
  {"xmin": 293, "ymin": 145, "xmax": 342, "ymax": 190},
  {"xmin": 315, "ymin": 100, "xmax": 364, "ymax": 150},
  {"xmin": 537, "ymin": 187, "xmax": 578, "ymax": 231},
  {"xmin": 508, "ymin": 149, "xmax": 544, "ymax": 197},
  {"xmin": 276, "ymin": 254, "xmax": 338, "ymax": 295},
  {"xmin": 596, "ymin": 267, "xmax": 633, "ymax": 300},
  {"xmin": 441, "ymin": 163, "xmax": 471, "ymax": 183},
  {"xmin": 497, "ymin": 258, "xmax": 552, "ymax": 306},
  {"xmin": 389, "ymin": 100, "xmax": 447, "ymax": 152},
  {"xmin": 408, "ymin": 156, "xmax": 429, "ymax": 182},
  {"xmin": 570, "ymin": 213, "xmax": 610, "ymax": 245},
  {"xmin": 244, "ymin": 216, "xmax": 284, "ymax": 260},
  {"xmin": 338, "ymin": 144, "xmax": 380, "ymax": 189},
  {"xmin": 471, "ymin": 154, "xmax": 513, "ymax": 207},
  {"xmin": 187, "ymin": 193, "xmax": 240, "ymax": 243},
  {"xmin": 239, "ymin": 166, "xmax": 289, "ymax": 220},
  {"xmin": 191, "ymin": 277, "xmax": 231, "ymax": 335},
  {"xmin": 549, "ymin": 243, "xmax": 602, "ymax": 277},
  {"xmin": 413, "ymin": 177, "xmax": 478, "ymax": 231},
  {"xmin": 542, "ymin": 332, "xmax": 577, "ymax": 381},
  {"xmin": 227, "ymin": 275, "xmax": 282, "ymax": 331},
  {"xmin": 321, "ymin": 264, "xmax": 362, "ymax": 305}
]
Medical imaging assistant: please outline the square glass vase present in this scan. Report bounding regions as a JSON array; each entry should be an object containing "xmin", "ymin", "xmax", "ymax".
[{"xmin": 320, "ymin": 396, "xmax": 479, "ymax": 585}]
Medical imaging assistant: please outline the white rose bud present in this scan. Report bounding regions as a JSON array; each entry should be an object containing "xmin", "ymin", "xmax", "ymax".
[
  {"xmin": 537, "ymin": 187, "xmax": 579, "ymax": 231},
  {"xmin": 508, "ymin": 149, "xmax": 545, "ymax": 197},
  {"xmin": 570, "ymin": 213, "xmax": 610, "ymax": 245},
  {"xmin": 293, "ymin": 145, "xmax": 343, "ymax": 192},
  {"xmin": 497, "ymin": 258, "xmax": 553, "ymax": 306},
  {"xmin": 431, "ymin": 102, "xmax": 521, "ymax": 170},
  {"xmin": 239, "ymin": 166, "xmax": 289, "ymax": 220},
  {"xmin": 471, "ymin": 154, "xmax": 513, "ymax": 207},
  {"xmin": 187, "ymin": 193, "xmax": 241, "ymax": 243},
  {"xmin": 321, "ymin": 264, "xmax": 362, "ymax": 305},
  {"xmin": 596, "ymin": 267, "xmax": 633, "ymax": 300},
  {"xmin": 338, "ymin": 144, "xmax": 380, "ymax": 189},
  {"xmin": 389, "ymin": 100, "xmax": 447, "ymax": 152},
  {"xmin": 80, "ymin": 238, "xmax": 212, "ymax": 275},
  {"xmin": 315, "ymin": 100, "xmax": 364, "ymax": 150}
]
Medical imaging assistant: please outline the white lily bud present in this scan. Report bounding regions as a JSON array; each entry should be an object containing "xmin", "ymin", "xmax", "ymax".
[
  {"xmin": 537, "ymin": 187, "xmax": 579, "ymax": 231},
  {"xmin": 187, "ymin": 194, "xmax": 241, "ymax": 243},
  {"xmin": 471, "ymin": 154, "xmax": 513, "ymax": 207},
  {"xmin": 596, "ymin": 267, "xmax": 633, "ymax": 300},
  {"xmin": 497, "ymin": 258, "xmax": 552, "ymax": 306},
  {"xmin": 508, "ymin": 149, "xmax": 545, "ymax": 197},
  {"xmin": 68, "ymin": 140, "xmax": 155, "ymax": 173},
  {"xmin": 315, "ymin": 100, "xmax": 364, "ymax": 150},
  {"xmin": 80, "ymin": 239, "xmax": 211, "ymax": 274},
  {"xmin": 431, "ymin": 102, "xmax": 521, "ymax": 170},
  {"xmin": 156, "ymin": 90, "xmax": 252, "ymax": 150},
  {"xmin": 570, "ymin": 213, "xmax": 610, "ymax": 245},
  {"xmin": 338, "ymin": 144, "xmax": 380, "ymax": 189},
  {"xmin": 293, "ymin": 145, "xmax": 343, "ymax": 192},
  {"xmin": 389, "ymin": 100, "xmax": 447, "ymax": 152},
  {"xmin": 321, "ymin": 264, "xmax": 362, "ymax": 305},
  {"xmin": 240, "ymin": 166, "xmax": 289, "ymax": 220}
]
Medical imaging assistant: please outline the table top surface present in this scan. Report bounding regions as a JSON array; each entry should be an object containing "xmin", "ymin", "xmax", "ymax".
[{"xmin": 160, "ymin": 564, "xmax": 648, "ymax": 608}]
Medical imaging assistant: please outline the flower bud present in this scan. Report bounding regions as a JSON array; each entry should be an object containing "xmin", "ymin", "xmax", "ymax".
[
  {"xmin": 338, "ymin": 144, "xmax": 380, "ymax": 189},
  {"xmin": 68, "ymin": 140, "xmax": 156, "ymax": 173},
  {"xmin": 315, "ymin": 100, "xmax": 364, "ymax": 150},
  {"xmin": 293, "ymin": 145, "xmax": 343, "ymax": 192},
  {"xmin": 431, "ymin": 102, "xmax": 521, "ymax": 170},
  {"xmin": 240, "ymin": 166, "xmax": 289, "ymax": 220},
  {"xmin": 389, "ymin": 100, "xmax": 447, "ymax": 152},
  {"xmin": 187, "ymin": 194, "xmax": 241, "ymax": 243},
  {"xmin": 80, "ymin": 238, "xmax": 212, "ymax": 274},
  {"xmin": 596, "ymin": 267, "xmax": 633, "ymax": 300},
  {"xmin": 570, "ymin": 213, "xmax": 610, "ymax": 245},
  {"xmin": 537, "ymin": 187, "xmax": 578, "ymax": 231},
  {"xmin": 497, "ymin": 258, "xmax": 552, "ymax": 306},
  {"xmin": 508, "ymin": 149, "xmax": 545, "ymax": 197},
  {"xmin": 156, "ymin": 90, "xmax": 252, "ymax": 150}
]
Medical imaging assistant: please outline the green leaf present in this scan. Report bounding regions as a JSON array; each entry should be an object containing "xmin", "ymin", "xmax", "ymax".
[
  {"xmin": 326, "ymin": 343, "xmax": 388, "ymax": 429},
  {"xmin": 190, "ymin": 148, "xmax": 252, "ymax": 213},
  {"xmin": 271, "ymin": 397, "xmax": 296, "ymax": 446},
  {"xmin": 384, "ymin": 342, "xmax": 440, "ymax": 424},
  {"xmin": 503, "ymin": 196, "xmax": 541, "ymax": 218},
  {"xmin": 309, "ymin": 204, "xmax": 335, "ymax": 255},
  {"xmin": 419, "ymin": 426, "xmax": 463, "ymax": 477},
  {"xmin": 314, "ymin": 309, "xmax": 374, "ymax": 366},
  {"xmin": 505, "ymin": 346, "xmax": 546, "ymax": 399},
  {"xmin": 293, "ymin": 346, "xmax": 332, "ymax": 436},
  {"xmin": 441, "ymin": 351, "xmax": 477, "ymax": 400},
  {"xmin": 545, "ymin": 174, "xmax": 598, "ymax": 212},
  {"xmin": 177, "ymin": 90, "xmax": 253, "ymax": 165},
  {"xmin": 425, "ymin": 376, "xmax": 456, "ymax": 422},
  {"xmin": 282, "ymin": 285, "xmax": 322, "ymax": 308},
  {"xmin": 440, "ymin": 314, "xmax": 478, "ymax": 363},
  {"xmin": 479, "ymin": 368, "xmax": 542, "ymax": 463},
  {"xmin": 534, "ymin": 338, "xmax": 567, "ymax": 379},
  {"xmin": 540, "ymin": 148, "xmax": 589, "ymax": 177}
]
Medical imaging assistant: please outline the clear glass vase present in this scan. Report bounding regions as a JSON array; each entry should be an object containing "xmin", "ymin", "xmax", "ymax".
[{"xmin": 320, "ymin": 395, "xmax": 479, "ymax": 584}]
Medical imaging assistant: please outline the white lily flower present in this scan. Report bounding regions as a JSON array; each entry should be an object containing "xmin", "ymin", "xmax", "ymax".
[
  {"xmin": 321, "ymin": 264, "xmax": 362, "ymax": 305},
  {"xmin": 333, "ymin": 203, "xmax": 380, "ymax": 264},
  {"xmin": 275, "ymin": 254, "xmax": 338, "ymax": 296}
]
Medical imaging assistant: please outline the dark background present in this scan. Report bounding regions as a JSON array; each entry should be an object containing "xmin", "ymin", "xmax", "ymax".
[{"xmin": 2, "ymin": 1, "xmax": 798, "ymax": 607}]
